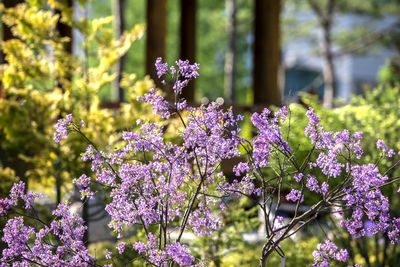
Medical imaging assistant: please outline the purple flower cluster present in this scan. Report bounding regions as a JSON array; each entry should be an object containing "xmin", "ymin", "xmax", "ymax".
[
  {"xmin": 53, "ymin": 114, "xmax": 73, "ymax": 143},
  {"xmin": 376, "ymin": 139, "xmax": 396, "ymax": 157},
  {"xmin": 4, "ymin": 58, "xmax": 400, "ymax": 266},
  {"xmin": 388, "ymin": 218, "xmax": 400, "ymax": 244},
  {"xmin": 138, "ymin": 58, "xmax": 199, "ymax": 120},
  {"xmin": 0, "ymin": 182, "xmax": 39, "ymax": 216},
  {"xmin": 312, "ymin": 240, "xmax": 349, "ymax": 266},
  {"xmin": 182, "ymin": 103, "xmax": 243, "ymax": 167},
  {"xmin": 305, "ymin": 109, "xmax": 364, "ymax": 179},
  {"xmin": 154, "ymin": 57, "xmax": 199, "ymax": 95},
  {"xmin": 341, "ymin": 164, "xmax": 390, "ymax": 238},
  {"xmin": 155, "ymin": 57, "xmax": 168, "ymax": 78},
  {"xmin": 73, "ymin": 174, "xmax": 94, "ymax": 200},
  {"xmin": 188, "ymin": 200, "xmax": 221, "ymax": 236},
  {"xmin": 285, "ymin": 189, "xmax": 304, "ymax": 203},
  {"xmin": 251, "ymin": 107, "xmax": 291, "ymax": 168},
  {"xmin": 133, "ymin": 234, "xmax": 195, "ymax": 266},
  {"xmin": 303, "ymin": 107, "xmax": 400, "ymax": 244},
  {"xmin": 137, "ymin": 88, "xmax": 172, "ymax": 119},
  {"xmin": 70, "ymin": 62, "xmax": 244, "ymax": 264},
  {"xmin": 1, "ymin": 191, "xmax": 94, "ymax": 266}
]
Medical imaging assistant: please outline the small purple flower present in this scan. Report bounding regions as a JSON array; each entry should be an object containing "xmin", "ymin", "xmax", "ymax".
[
  {"xmin": 73, "ymin": 174, "xmax": 91, "ymax": 187},
  {"xmin": 312, "ymin": 240, "xmax": 349, "ymax": 266},
  {"xmin": 53, "ymin": 114, "xmax": 74, "ymax": 143},
  {"xmin": 173, "ymin": 79, "xmax": 188, "ymax": 95},
  {"xmin": 352, "ymin": 131, "xmax": 363, "ymax": 139},
  {"xmin": 286, "ymin": 189, "xmax": 304, "ymax": 203},
  {"xmin": 155, "ymin": 57, "xmax": 168, "ymax": 78},
  {"xmin": 176, "ymin": 59, "xmax": 200, "ymax": 79},
  {"xmin": 233, "ymin": 162, "xmax": 250, "ymax": 176},
  {"xmin": 176, "ymin": 100, "xmax": 187, "ymax": 111},
  {"xmin": 306, "ymin": 175, "xmax": 320, "ymax": 193},
  {"xmin": 294, "ymin": 173, "xmax": 303, "ymax": 182},
  {"xmin": 105, "ymin": 249, "xmax": 112, "ymax": 260},
  {"xmin": 137, "ymin": 89, "xmax": 171, "ymax": 119},
  {"xmin": 165, "ymin": 243, "xmax": 195, "ymax": 266},
  {"xmin": 376, "ymin": 139, "xmax": 388, "ymax": 152},
  {"xmin": 117, "ymin": 242, "xmax": 126, "ymax": 254},
  {"xmin": 320, "ymin": 182, "xmax": 329, "ymax": 195}
]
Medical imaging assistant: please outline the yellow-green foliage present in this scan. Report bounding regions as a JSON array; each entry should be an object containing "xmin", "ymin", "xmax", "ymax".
[
  {"xmin": 0, "ymin": 167, "xmax": 18, "ymax": 197},
  {"xmin": 218, "ymin": 236, "xmax": 319, "ymax": 266},
  {"xmin": 0, "ymin": 1, "xmax": 152, "ymax": 201}
]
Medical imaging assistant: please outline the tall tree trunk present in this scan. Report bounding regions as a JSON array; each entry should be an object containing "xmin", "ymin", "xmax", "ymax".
[
  {"xmin": 112, "ymin": 0, "xmax": 125, "ymax": 102},
  {"xmin": 321, "ymin": 19, "xmax": 335, "ymax": 109},
  {"xmin": 382, "ymin": 236, "xmax": 389, "ymax": 266},
  {"xmin": 180, "ymin": 0, "xmax": 196, "ymax": 103},
  {"xmin": 146, "ymin": 0, "xmax": 166, "ymax": 89},
  {"xmin": 253, "ymin": 0, "xmax": 281, "ymax": 106},
  {"xmin": 308, "ymin": 0, "xmax": 336, "ymax": 109},
  {"xmin": 356, "ymin": 238, "xmax": 372, "ymax": 267},
  {"xmin": 224, "ymin": 0, "xmax": 236, "ymax": 104},
  {"xmin": 54, "ymin": 0, "xmax": 73, "ymax": 206}
]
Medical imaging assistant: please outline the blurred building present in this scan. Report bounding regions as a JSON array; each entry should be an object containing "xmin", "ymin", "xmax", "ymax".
[{"xmin": 283, "ymin": 12, "xmax": 398, "ymax": 103}]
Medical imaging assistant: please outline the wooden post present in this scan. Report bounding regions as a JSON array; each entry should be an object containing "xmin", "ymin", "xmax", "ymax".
[
  {"xmin": 112, "ymin": 0, "xmax": 126, "ymax": 102},
  {"xmin": 180, "ymin": 0, "xmax": 196, "ymax": 103},
  {"xmin": 54, "ymin": 0, "xmax": 73, "ymax": 210},
  {"xmin": 224, "ymin": 0, "xmax": 237, "ymax": 104},
  {"xmin": 54, "ymin": 0, "xmax": 73, "ymax": 96},
  {"xmin": 146, "ymin": 0, "xmax": 167, "ymax": 89},
  {"xmin": 253, "ymin": 0, "xmax": 281, "ymax": 106}
]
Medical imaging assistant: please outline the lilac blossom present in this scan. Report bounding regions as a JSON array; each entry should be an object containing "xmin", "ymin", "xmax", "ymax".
[
  {"xmin": 154, "ymin": 57, "xmax": 200, "ymax": 96},
  {"xmin": 116, "ymin": 242, "xmax": 125, "ymax": 254},
  {"xmin": 285, "ymin": 189, "xmax": 304, "ymax": 203},
  {"xmin": 137, "ymin": 88, "xmax": 171, "ymax": 119},
  {"xmin": 251, "ymin": 106, "xmax": 291, "ymax": 168},
  {"xmin": 341, "ymin": 164, "xmax": 390, "ymax": 238},
  {"xmin": 155, "ymin": 57, "xmax": 168, "ymax": 78},
  {"xmin": 1, "ymin": 199, "xmax": 94, "ymax": 266},
  {"xmin": 312, "ymin": 240, "xmax": 349, "ymax": 266},
  {"xmin": 53, "ymin": 113, "xmax": 74, "ymax": 143},
  {"xmin": 73, "ymin": 174, "xmax": 94, "ymax": 200},
  {"xmin": 294, "ymin": 172, "xmax": 303, "ymax": 182},
  {"xmin": 0, "ymin": 182, "xmax": 40, "ymax": 215},
  {"xmin": 376, "ymin": 139, "xmax": 388, "ymax": 152},
  {"xmin": 306, "ymin": 175, "xmax": 320, "ymax": 193},
  {"xmin": 4, "ymin": 58, "xmax": 400, "ymax": 267}
]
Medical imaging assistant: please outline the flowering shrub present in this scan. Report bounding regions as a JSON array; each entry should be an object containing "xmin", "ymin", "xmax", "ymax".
[
  {"xmin": 311, "ymin": 240, "xmax": 350, "ymax": 266},
  {"xmin": 2, "ymin": 58, "xmax": 400, "ymax": 266}
]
